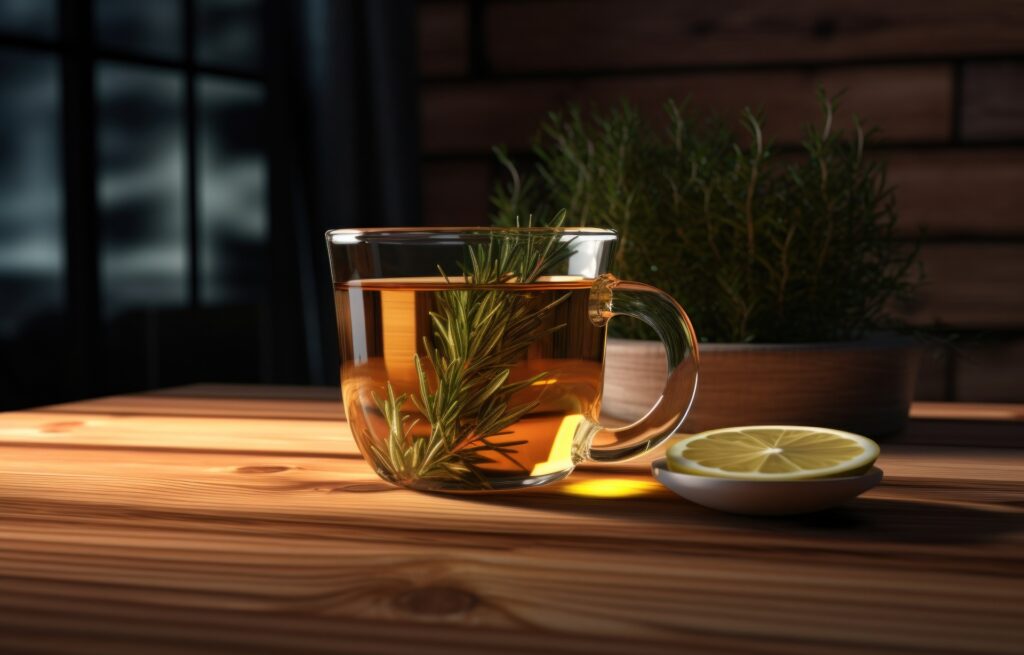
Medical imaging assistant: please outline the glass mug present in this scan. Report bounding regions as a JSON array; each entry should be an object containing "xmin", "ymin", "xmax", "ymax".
[{"xmin": 327, "ymin": 227, "xmax": 699, "ymax": 492}]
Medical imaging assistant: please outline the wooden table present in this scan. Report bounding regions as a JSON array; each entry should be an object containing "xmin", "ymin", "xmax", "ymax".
[{"xmin": 1, "ymin": 385, "xmax": 1022, "ymax": 654}]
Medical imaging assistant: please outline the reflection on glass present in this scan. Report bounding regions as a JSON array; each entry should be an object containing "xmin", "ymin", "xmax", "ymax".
[
  {"xmin": 196, "ymin": 0, "xmax": 262, "ymax": 72},
  {"xmin": 95, "ymin": 0, "xmax": 182, "ymax": 60},
  {"xmin": 0, "ymin": 0, "xmax": 57, "ymax": 39},
  {"xmin": 198, "ymin": 75, "xmax": 267, "ymax": 304},
  {"xmin": 97, "ymin": 62, "xmax": 187, "ymax": 318},
  {"xmin": 0, "ymin": 49, "xmax": 62, "ymax": 338}
]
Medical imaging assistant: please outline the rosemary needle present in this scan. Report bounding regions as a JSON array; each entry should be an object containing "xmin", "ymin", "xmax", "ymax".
[{"xmin": 367, "ymin": 211, "xmax": 575, "ymax": 488}]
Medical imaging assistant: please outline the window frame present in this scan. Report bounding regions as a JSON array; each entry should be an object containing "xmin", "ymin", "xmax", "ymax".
[{"xmin": 0, "ymin": 0, "xmax": 269, "ymax": 393}]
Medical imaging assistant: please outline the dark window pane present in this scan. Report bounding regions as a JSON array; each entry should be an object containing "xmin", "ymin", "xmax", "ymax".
[
  {"xmin": 97, "ymin": 63, "xmax": 187, "ymax": 317},
  {"xmin": 196, "ymin": 0, "xmax": 263, "ymax": 72},
  {"xmin": 95, "ymin": 0, "xmax": 183, "ymax": 60},
  {"xmin": 0, "ymin": 49, "xmax": 62, "ymax": 338},
  {"xmin": 0, "ymin": 0, "xmax": 57, "ymax": 39},
  {"xmin": 198, "ymin": 76, "xmax": 267, "ymax": 304}
]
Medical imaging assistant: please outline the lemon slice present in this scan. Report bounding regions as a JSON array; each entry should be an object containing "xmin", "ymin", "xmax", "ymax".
[{"xmin": 667, "ymin": 426, "xmax": 880, "ymax": 481}]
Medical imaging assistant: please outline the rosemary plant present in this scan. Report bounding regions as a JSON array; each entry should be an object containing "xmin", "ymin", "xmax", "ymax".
[
  {"xmin": 492, "ymin": 92, "xmax": 919, "ymax": 343},
  {"xmin": 368, "ymin": 212, "xmax": 575, "ymax": 487}
]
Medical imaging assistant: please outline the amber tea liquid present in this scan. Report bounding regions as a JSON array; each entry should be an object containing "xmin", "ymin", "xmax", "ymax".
[{"xmin": 335, "ymin": 278, "xmax": 606, "ymax": 490}]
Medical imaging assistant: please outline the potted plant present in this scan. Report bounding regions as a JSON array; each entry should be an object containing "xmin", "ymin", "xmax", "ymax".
[{"xmin": 491, "ymin": 93, "xmax": 921, "ymax": 437}]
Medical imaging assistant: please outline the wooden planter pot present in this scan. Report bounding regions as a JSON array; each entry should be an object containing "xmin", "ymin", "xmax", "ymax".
[{"xmin": 602, "ymin": 337, "xmax": 921, "ymax": 437}]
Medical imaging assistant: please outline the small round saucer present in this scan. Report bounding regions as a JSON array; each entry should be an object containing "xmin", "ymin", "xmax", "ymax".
[{"xmin": 651, "ymin": 458, "xmax": 883, "ymax": 516}]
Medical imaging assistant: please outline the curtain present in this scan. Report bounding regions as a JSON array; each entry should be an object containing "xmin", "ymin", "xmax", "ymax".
[{"xmin": 266, "ymin": 0, "xmax": 420, "ymax": 385}]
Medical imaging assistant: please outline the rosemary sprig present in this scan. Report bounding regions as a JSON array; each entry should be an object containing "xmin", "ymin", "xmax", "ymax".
[
  {"xmin": 492, "ymin": 92, "xmax": 921, "ymax": 343},
  {"xmin": 368, "ymin": 211, "xmax": 575, "ymax": 487}
]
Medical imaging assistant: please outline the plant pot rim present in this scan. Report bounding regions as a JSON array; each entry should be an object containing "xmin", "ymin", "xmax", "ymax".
[{"xmin": 608, "ymin": 333, "xmax": 918, "ymax": 352}]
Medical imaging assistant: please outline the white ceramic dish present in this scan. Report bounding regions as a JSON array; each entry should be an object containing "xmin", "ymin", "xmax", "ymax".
[{"xmin": 651, "ymin": 458, "xmax": 883, "ymax": 516}]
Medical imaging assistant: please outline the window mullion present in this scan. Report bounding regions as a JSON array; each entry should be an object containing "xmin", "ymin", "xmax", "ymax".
[
  {"xmin": 60, "ymin": 0, "xmax": 102, "ymax": 395},
  {"xmin": 185, "ymin": 0, "xmax": 199, "ymax": 308}
]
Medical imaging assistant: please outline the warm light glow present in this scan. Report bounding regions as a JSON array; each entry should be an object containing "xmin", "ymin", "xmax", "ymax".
[
  {"xmin": 562, "ymin": 478, "xmax": 661, "ymax": 498},
  {"xmin": 535, "ymin": 275, "xmax": 586, "ymax": 282},
  {"xmin": 529, "ymin": 414, "xmax": 582, "ymax": 477},
  {"xmin": 381, "ymin": 290, "xmax": 419, "ymax": 385}
]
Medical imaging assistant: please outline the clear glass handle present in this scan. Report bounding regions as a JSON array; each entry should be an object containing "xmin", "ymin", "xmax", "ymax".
[{"xmin": 585, "ymin": 274, "xmax": 700, "ymax": 462}]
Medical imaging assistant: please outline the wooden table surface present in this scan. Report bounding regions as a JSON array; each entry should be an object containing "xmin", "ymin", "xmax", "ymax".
[{"xmin": 1, "ymin": 385, "xmax": 1022, "ymax": 654}]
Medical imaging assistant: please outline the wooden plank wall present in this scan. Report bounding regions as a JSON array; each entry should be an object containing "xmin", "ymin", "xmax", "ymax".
[{"xmin": 416, "ymin": 0, "xmax": 1024, "ymax": 403}]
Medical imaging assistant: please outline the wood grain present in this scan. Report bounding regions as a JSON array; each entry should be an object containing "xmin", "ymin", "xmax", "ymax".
[
  {"xmin": 423, "ymin": 148, "xmax": 1024, "ymax": 236},
  {"xmin": 484, "ymin": 0, "xmax": 1024, "ymax": 73},
  {"xmin": 421, "ymin": 65, "xmax": 952, "ymax": 153},
  {"xmin": 914, "ymin": 341, "xmax": 952, "ymax": 401},
  {"xmin": 887, "ymin": 149, "xmax": 1024, "ymax": 237},
  {"xmin": 954, "ymin": 338, "xmax": 1024, "ymax": 403},
  {"xmin": 1, "ymin": 386, "xmax": 1022, "ymax": 654},
  {"xmin": 961, "ymin": 61, "xmax": 1024, "ymax": 142},
  {"xmin": 422, "ymin": 158, "xmax": 494, "ymax": 226},
  {"xmin": 911, "ymin": 401, "xmax": 1024, "ymax": 422},
  {"xmin": 893, "ymin": 244, "xmax": 1024, "ymax": 329},
  {"xmin": 603, "ymin": 339, "xmax": 920, "ymax": 437},
  {"xmin": 419, "ymin": 1, "xmax": 469, "ymax": 78},
  {"xmin": 416, "ymin": 0, "xmax": 1024, "ymax": 404},
  {"xmin": 35, "ymin": 384, "xmax": 345, "ymax": 421}
]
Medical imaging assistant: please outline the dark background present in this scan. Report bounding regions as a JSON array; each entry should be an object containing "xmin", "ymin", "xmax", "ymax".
[
  {"xmin": 418, "ymin": 0, "xmax": 1024, "ymax": 404},
  {"xmin": 1, "ymin": 0, "xmax": 1022, "ymax": 411},
  {"xmin": 0, "ymin": 0, "xmax": 419, "ymax": 410}
]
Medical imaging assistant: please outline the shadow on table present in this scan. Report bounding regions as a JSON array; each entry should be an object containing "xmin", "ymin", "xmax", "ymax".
[
  {"xmin": 773, "ymin": 497, "xmax": 1024, "ymax": 544},
  {"xmin": 450, "ymin": 489, "xmax": 1024, "ymax": 545}
]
